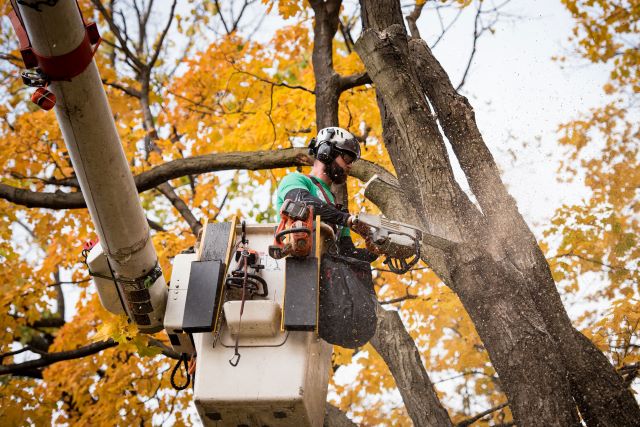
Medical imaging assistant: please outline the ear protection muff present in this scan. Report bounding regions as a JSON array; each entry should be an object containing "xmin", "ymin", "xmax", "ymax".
[
  {"xmin": 309, "ymin": 128, "xmax": 337, "ymax": 164},
  {"xmin": 316, "ymin": 140, "xmax": 336, "ymax": 164}
]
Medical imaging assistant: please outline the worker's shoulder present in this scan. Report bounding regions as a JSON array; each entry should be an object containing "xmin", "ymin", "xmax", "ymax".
[{"xmin": 278, "ymin": 172, "xmax": 313, "ymax": 190}]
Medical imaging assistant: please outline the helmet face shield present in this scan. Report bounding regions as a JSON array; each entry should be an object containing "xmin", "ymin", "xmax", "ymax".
[
  {"xmin": 337, "ymin": 150, "xmax": 356, "ymax": 165},
  {"xmin": 334, "ymin": 137, "xmax": 361, "ymax": 163}
]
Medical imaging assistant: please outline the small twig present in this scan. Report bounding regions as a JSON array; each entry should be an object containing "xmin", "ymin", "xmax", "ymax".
[
  {"xmin": 212, "ymin": 187, "xmax": 231, "ymax": 222},
  {"xmin": 102, "ymin": 79, "xmax": 142, "ymax": 98},
  {"xmin": 456, "ymin": 402, "xmax": 509, "ymax": 427},
  {"xmin": 147, "ymin": 0, "xmax": 177, "ymax": 70},
  {"xmin": 456, "ymin": 2, "xmax": 482, "ymax": 91},
  {"xmin": 550, "ymin": 251, "xmax": 634, "ymax": 272},
  {"xmin": 214, "ymin": 0, "xmax": 231, "ymax": 34},
  {"xmin": 231, "ymin": 69, "xmax": 315, "ymax": 94},
  {"xmin": 431, "ymin": 8, "xmax": 463, "ymax": 49},
  {"xmin": 406, "ymin": 0, "xmax": 426, "ymax": 39},
  {"xmin": 91, "ymin": 0, "xmax": 144, "ymax": 71},
  {"xmin": 47, "ymin": 278, "xmax": 91, "ymax": 287},
  {"xmin": 267, "ymin": 84, "xmax": 277, "ymax": 148},
  {"xmin": 434, "ymin": 370, "xmax": 497, "ymax": 384},
  {"xmin": 379, "ymin": 294, "xmax": 419, "ymax": 305}
]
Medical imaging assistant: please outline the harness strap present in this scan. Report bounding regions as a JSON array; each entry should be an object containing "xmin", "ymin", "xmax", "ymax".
[
  {"xmin": 307, "ymin": 175, "xmax": 335, "ymax": 206},
  {"xmin": 308, "ymin": 175, "xmax": 347, "ymax": 238}
]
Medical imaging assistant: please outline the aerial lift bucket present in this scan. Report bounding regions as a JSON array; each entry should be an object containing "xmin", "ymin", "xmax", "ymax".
[{"xmin": 166, "ymin": 221, "xmax": 334, "ymax": 427}]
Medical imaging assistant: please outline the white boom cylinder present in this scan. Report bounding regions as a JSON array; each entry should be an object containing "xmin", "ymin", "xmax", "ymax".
[{"xmin": 18, "ymin": 0, "xmax": 167, "ymax": 332}]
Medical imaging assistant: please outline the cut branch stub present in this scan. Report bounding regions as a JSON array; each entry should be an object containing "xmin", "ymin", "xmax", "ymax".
[{"xmin": 355, "ymin": 25, "xmax": 474, "ymax": 243}]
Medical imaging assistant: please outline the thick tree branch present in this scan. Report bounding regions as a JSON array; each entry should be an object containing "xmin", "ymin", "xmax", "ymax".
[
  {"xmin": 309, "ymin": 0, "xmax": 342, "ymax": 128},
  {"xmin": 30, "ymin": 317, "xmax": 65, "ymax": 329},
  {"xmin": 338, "ymin": 71, "xmax": 371, "ymax": 92},
  {"xmin": 325, "ymin": 403, "xmax": 357, "ymax": 426},
  {"xmin": 409, "ymin": 32, "xmax": 519, "ymax": 228},
  {"xmin": 148, "ymin": 338, "xmax": 180, "ymax": 360},
  {"xmin": 408, "ymin": 32, "xmax": 640, "ymax": 424},
  {"xmin": 370, "ymin": 304, "xmax": 453, "ymax": 426},
  {"xmin": 0, "ymin": 337, "xmax": 181, "ymax": 377},
  {"xmin": 355, "ymin": 24, "xmax": 480, "ymax": 242},
  {"xmin": 356, "ymin": 3, "xmax": 600, "ymax": 426},
  {"xmin": 156, "ymin": 182, "xmax": 202, "ymax": 235},
  {"xmin": 0, "ymin": 149, "xmax": 314, "ymax": 209},
  {"xmin": 0, "ymin": 340, "xmax": 118, "ymax": 377}
]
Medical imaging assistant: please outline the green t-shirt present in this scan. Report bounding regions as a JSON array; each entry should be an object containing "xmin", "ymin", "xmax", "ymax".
[{"xmin": 275, "ymin": 172, "xmax": 350, "ymax": 237}]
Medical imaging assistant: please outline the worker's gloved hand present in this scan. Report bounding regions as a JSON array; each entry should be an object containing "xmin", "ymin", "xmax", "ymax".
[{"xmin": 347, "ymin": 215, "xmax": 371, "ymax": 237}]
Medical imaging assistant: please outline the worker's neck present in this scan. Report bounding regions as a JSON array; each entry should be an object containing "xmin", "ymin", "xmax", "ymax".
[{"xmin": 310, "ymin": 163, "xmax": 332, "ymax": 185}]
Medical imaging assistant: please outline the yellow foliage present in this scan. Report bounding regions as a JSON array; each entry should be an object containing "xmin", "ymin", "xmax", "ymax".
[{"xmin": 543, "ymin": 0, "xmax": 640, "ymax": 383}]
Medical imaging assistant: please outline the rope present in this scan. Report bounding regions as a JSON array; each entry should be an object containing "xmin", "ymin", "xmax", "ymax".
[
  {"xmin": 170, "ymin": 353, "xmax": 191, "ymax": 391},
  {"xmin": 229, "ymin": 248, "xmax": 249, "ymax": 367}
]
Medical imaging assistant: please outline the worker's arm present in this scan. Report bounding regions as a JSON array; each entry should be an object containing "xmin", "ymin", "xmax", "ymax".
[
  {"xmin": 283, "ymin": 188, "xmax": 379, "ymax": 262},
  {"xmin": 283, "ymin": 188, "xmax": 350, "ymax": 226}
]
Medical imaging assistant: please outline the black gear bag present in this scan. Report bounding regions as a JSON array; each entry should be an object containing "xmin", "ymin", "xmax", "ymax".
[{"xmin": 318, "ymin": 251, "xmax": 377, "ymax": 349}]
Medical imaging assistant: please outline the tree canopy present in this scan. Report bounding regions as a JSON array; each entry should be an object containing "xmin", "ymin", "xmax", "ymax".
[{"xmin": 0, "ymin": 0, "xmax": 638, "ymax": 426}]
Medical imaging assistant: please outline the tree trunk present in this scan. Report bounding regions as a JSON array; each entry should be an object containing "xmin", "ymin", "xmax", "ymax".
[
  {"xmin": 355, "ymin": 2, "xmax": 586, "ymax": 424},
  {"xmin": 310, "ymin": 0, "xmax": 342, "ymax": 129},
  {"xmin": 309, "ymin": 2, "xmax": 455, "ymax": 424},
  {"xmin": 408, "ymin": 34, "xmax": 640, "ymax": 427}
]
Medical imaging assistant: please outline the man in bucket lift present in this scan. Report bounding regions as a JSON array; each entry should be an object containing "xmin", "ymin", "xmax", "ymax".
[{"xmin": 275, "ymin": 126, "xmax": 379, "ymax": 262}]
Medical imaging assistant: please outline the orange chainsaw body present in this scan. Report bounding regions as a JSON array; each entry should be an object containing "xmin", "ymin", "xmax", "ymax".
[{"xmin": 268, "ymin": 200, "xmax": 314, "ymax": 259}]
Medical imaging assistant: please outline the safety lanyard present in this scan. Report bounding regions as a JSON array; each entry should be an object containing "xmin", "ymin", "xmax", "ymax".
[{"xmin": 307, "ymin": 175, "xmax": 345, "ymax": 239}]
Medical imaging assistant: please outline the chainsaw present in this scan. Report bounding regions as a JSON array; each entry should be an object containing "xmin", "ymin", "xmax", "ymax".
[
  {"xmin": 268, "ymin": 199, "xmax": 315, "ymax": 259},
  {"xmin": 353, "ymin": 213, "xmax": 423, "ymax": 274}
]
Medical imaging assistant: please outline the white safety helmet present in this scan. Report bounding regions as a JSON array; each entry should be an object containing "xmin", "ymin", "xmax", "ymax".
[{"xmin": 309, "ymin": 127, "xmax": 361, "ymax": 165}]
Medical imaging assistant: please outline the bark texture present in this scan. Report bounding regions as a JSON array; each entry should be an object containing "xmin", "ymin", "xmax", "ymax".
[
  {"xmin": 310, "ymin": 0, "xmax": 342, "ymax": 129},
  {"xmin": 409, "ymin": 30, "xmax": 640, "ymax": 427},
  {"xmin": 308, "ymin": 2, "xmax": 454, "ymax": 425},
  {"xmin": 325, "ymin": 404, "xmax": 357, "ymax": 427},
  {"xmin": 354, "ymin": 1, "xmax": 605, "ymax": 425}
]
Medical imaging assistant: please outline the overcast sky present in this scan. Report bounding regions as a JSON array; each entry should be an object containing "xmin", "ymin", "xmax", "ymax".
[{"xmin": 419, "ymin": 0, "xmax": 611, "ymax": 236}]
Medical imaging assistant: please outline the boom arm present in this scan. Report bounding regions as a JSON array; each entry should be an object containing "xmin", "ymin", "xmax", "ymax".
[{"xmin": 13, "ymin": 0, "xmax": 167, "ymax": 332}]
